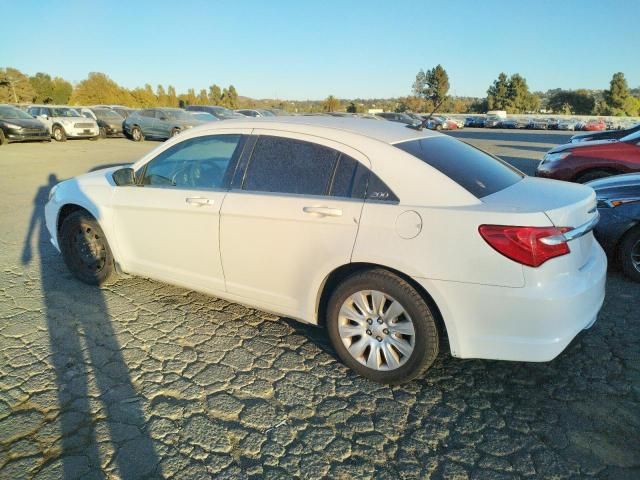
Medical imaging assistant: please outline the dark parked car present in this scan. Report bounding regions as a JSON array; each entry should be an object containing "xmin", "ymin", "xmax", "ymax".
[
  {"xmin": 123, "ymin": 108, "xmax": 204, "ymax": 141},
  {"xmin": 570, "ymin": 121, "xmax": 640, "ymax": 144},
  {"xmin": 589, "ymin": 174, "xmax": 640, "ymax": 282},
  {"xmin": 484, "ymin": 115, "xmax": 502, "ymax": 128},
  {"xmin": 375, "ymin": 112, "xmax": 421, "ymax": 126},
  {"xmin": 536, "ymin": 130, "xmax": 640, "ymax": 183},
  {"xmin": 0, "ymin": 104, "xmax": 50, "ymax": 145},
  {"xmin": 185, "ymin": 105, "xmax": 244, "ymax": 120},
  {"xmin": 235, "ymin": 109, "xmax": 275, "ymax": 118},
  {"xmin": 78, "ymin": 107, "xmax": 125, "ymax": 137},
  {"xmin": 501, "ymin": 118, "xmax": 531, "ymax": 129}
]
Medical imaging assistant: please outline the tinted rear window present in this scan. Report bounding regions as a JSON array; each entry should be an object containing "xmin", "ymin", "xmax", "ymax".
[{"xmin": 394, "ymin": 136, "xmax": 523, "ymax": 198}]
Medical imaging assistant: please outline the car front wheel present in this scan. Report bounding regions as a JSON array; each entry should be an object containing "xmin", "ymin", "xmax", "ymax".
[
  {"xmin": 326, "ymin": 269, "xmax": 439, "ymax": 384},
  {"xmin": 131, "ymin": 126, "xmax": 143, "ymax": 142},
  {"xmin": 52, "ymin": 125, "xmax": 66, "ymax": 142},
  {"xmin": 60, "ymin": 210, "xmax": 116, "ymax": 286},
  {"xmin": 619, "ymin": 227, "xmax": 640, "ymax": 283}
]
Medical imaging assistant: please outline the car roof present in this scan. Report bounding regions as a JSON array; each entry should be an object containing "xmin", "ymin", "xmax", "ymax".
[{"xmin": 188, "ymin": 115, "xmax": 441, "ymax": 145}]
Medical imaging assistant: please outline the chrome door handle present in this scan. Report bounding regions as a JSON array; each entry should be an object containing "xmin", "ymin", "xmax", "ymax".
[
  {"xmin": 303, "ymin": 206, "xmax": 343, "ymax": 217},
  {"xmin": 185, "ymin": 197, "xmax": 214, "ymax": 206}
]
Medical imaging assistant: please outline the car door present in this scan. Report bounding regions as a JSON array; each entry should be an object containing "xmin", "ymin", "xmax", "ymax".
[
  {"xmin": 154, "ymin": 110, "xmax": 172, "ymax": 138},
  {"xmin": 219, "ymin": 131, "xmax": 368, "ymax": 319},
  {"xmin": 138, "ymin": 109, "xmax": 156, "ymax": 137},
  {"xmin": 111, "ymin": 132, "xmax": 251, "ymax": 294}
]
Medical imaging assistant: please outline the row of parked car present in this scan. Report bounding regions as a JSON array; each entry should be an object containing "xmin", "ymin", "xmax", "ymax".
[
  {"xmin": 0, "ymin": 103, "xmax": 293, "ymax": 145},
  {"xmin": 535, "ymin": 122, "xmax": 640, "ymax": 282},
  {"xmin": 465, "ymin": 115, "xmax": 634, "ymax": 131}
]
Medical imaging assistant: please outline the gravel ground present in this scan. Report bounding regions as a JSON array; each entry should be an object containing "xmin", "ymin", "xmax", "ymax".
[{"xmin": 0, "ymin": 132, "xmax": 638, "ymax": 479}]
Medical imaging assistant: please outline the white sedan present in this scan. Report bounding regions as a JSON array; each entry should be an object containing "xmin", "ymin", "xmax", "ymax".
[{"xmin": 45, "ymin": 117, "xmax": 606, "ymax": 384}]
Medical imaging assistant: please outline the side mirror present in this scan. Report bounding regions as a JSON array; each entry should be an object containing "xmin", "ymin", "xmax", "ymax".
[{"xmin": 112, "ymin": 167, "xmax": 136, "ymax": 186}]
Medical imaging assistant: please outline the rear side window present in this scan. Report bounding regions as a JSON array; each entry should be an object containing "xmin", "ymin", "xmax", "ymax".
[
  {"xmin": 395, "ymin": 136, "xmax": 523, "ymax": 198},
  {"xmin": 243, "ymin": 136, "xmax": 339, "ymax": 196}
]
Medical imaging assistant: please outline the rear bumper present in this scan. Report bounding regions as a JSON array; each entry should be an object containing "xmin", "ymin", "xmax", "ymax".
[{"xmin": 415, "ymin": 242, "xmax": 607, "ymax": 362}]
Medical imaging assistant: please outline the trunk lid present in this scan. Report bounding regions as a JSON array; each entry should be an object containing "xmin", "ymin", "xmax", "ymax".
[{"xmin": 482, "ymin": 177, "xmax": 598, "ymax": 267}]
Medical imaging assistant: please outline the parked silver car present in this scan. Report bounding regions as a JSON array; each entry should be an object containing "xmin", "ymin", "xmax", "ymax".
[
  {"xmin": 27, "ymin": 105, "xmax": 99, "ymax": 141},
  {"xmin": 123, "ymin": 108, "xmax": 205, "ymax": 141}
]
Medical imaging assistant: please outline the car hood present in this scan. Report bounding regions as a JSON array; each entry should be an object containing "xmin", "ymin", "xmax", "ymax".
[
  {"xmin": 548, "ymin": 138, "xmax": 618, "ymax": 154},
  {"xmin": 0, "ymin": 118, "xmax": 47, "ymax": 129},
  {"xmin": 587, "ymin": 173, "xmax": 640, "ymax": 197}
]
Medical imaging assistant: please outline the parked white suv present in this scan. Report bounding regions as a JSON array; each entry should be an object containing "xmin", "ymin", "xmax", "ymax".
[
  {"xmin": 28, "ymin": 105, "xmax": 99, "ymax": 141},
  {"xmin": 45, "ymin": 117, "xmax": 606, "ymax": 384}
]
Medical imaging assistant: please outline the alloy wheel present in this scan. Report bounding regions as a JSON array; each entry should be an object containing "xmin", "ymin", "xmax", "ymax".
[{"xmin": 338, "ymin": 290, "xmax": 415, "ymax": 371}]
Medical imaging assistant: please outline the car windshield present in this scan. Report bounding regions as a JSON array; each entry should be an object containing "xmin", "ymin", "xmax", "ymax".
[
  {"xmin": 163, "ymin": 110, "xmax": 193, "ymax": 121},
  {"xmin": 0, "ymin": 106, "xmax": 33, "ymax": 120},
  {"xmin": 51, "ymin": 108, "xmax": 80, "ymax": 117},
  {"xmin": 95, "ymin": 109, "xmax": 122, "ymax": 120},
  {"xmin": 620, "ymin": 130, "xmax": 640, "ymax": 142},
  {"xmin": 395, "ymin": 136, "xmax": 523, "ymax": 198},
  {"xmin": 192, "ymin": 112, "xmax": 216, "ymax": 120}
]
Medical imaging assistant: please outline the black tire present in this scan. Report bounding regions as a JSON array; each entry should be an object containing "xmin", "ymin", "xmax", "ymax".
[
  {"xmin": 0, "ymin": 129, "xmax": 6, "ymax": 145},
  {"xmin": 326, "ymin": 268, "xmax": 439, "ymax": 384},
  {"xmin": 52, "ymin": 125, "xmax": 66, "ymax": 142},
  {"xmin": 170, "ymin": 127, "xmax": 180, "ymax": 138},
  {"xmin": 619, "ymin": 227, "xmax": 640, "ymax": 283},
  {"xmin": 435, "ymin": 124, "xmax": 442, "ymax": 131},
  {"xmin": 575, "ymin": 169, "xmax": 614, "ymax": 184},
  {"xmin": 131, "ymin": 126, "xmax": 143, "ymax": 142},
  {"xmin": 60, "ymin": 210, "xmax": 116, "ymax": 286},
  {"xmin": 99, "ymin": 127, "xmax": 107, "ymax": 138},
  {"xmin": 89, "ymin": 135, "xmax": 99, "ymax": 141}
]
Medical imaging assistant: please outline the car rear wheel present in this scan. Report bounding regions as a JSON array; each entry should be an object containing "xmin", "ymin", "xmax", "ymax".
[
  {"xmin": 0, "ymin": 129, "xmax": 5, "ymax": 145},
  {"xmin": 619, "ymin": 227, "xmax": 640, "ymax": 283},
  {"xmin": 131, "ymin": 126, "xmax": 143, "ymax": 142},
  {"xmin": 170, "ymin": 127, "xmax": 180, "ymax": 137},
  {"xmin": 326, "ymin": 268, "xmax": 439, "ymax": 384},
  {"xmin": 99, "ymin": 127, "xmax": 107, "ymax": 138},
  {"xmin": 60, "ymin": 211, "xmax": 116, "ymax": 286},
  {"xmin": 52, "ymin": 125, "xmax": 66, "ymax": 142},
  {"xmin": 435, "ymin": 124, "xmax": 442, "ymax": 131},
  {"xmin": 575, "ymin": 170, "xmax": 614, "ymax": 183}
]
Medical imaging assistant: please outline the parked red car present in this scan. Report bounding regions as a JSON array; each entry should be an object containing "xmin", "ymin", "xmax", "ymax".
[
  {"xmin": 583, "ymin": 119, "xmax": 606, "ymax": 131},
  {"xmin": 536, "ymin": 130, "xmax": 640, "ymax": 183}
]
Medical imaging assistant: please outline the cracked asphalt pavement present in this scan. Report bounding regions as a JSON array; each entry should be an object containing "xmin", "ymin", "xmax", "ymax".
[{"xmin": 1, "ymin": 132, "xmax": 639, "ymax": 479}]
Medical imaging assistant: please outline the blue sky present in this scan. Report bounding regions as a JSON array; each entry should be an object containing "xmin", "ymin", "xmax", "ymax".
[{"xmin": 2, "ymin": 0, "xmax": 638, "ymax": 100}]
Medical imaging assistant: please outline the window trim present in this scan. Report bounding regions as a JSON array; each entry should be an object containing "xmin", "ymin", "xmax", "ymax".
[{"xmin": 135, "ymin": 133, "xmax": 247, "ymax": 191}]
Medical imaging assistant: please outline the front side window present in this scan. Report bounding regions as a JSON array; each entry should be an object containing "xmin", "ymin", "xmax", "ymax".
[
  {"xmin": 141, "ymin": 134, "xmax": 244, "ymax": 189},
  {"xmin": 243, "ymin": 136, "xmax": 339, "ymax": 196},
  {"xmin": 140, "ymin": 109, "xmax": 154, "ymax": 118}
]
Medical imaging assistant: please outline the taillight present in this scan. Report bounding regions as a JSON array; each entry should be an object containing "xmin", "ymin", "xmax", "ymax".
[{"xmin": 478, "ymin": 225, "xmax": 571, "ymax": 267}]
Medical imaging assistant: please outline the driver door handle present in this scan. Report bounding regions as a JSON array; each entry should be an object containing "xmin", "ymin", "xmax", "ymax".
[
  {"xmin": 185, "ymin": 197, "xmax": 214, "ymax": 207},
  {"xmin": 302, "ymin": 206, "xmax": 343, "ymax": 217}
]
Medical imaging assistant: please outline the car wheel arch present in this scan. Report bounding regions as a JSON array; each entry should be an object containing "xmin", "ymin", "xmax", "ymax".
[
  {"xmin": 315, "ymin": 261, "xmax": 451, "ymax": 346},
  {"xmin": 573, "ymin": 167, "xmax": 625, "ymax": 182}
]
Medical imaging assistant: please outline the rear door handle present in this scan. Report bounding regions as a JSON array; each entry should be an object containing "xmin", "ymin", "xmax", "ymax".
[
  {"xmin": 303, "ymin": 206, "xmax": 343, "ymax": 217},
  {"xmin": 185, "ymin": 197, "xmax": 214, "ymax": 207}
]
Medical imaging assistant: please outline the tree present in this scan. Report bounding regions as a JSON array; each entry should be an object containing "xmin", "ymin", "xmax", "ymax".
[
  {"xmin": 208, "ymin": 84, "xmax": 222, "ymax": 105},
  {"xmin": 346, "ymin": 101, "xmax": 358, "ymax": 113},
  {"xmin": 486, "ymin": 73, "xmax": 539, "ymax": 113},
  {"xmin": 197, "ymin": 89, "xmax": 208, "ymax": 105},
  {"xmin": 156, "ymin": 85, "xmax": 168, "ymax": 106},
  {"xmin": 604, "ymin": 72, "xmax": 629, "ymax": 111},
  {"xmin": 226, "ymin": 85, "xmax": 238, "ymax": 109},
  {"xmin": 322, "ymin": 95, "xmax": 341, "ymax": 112},
  {"xmin": 167, "ymin": 85, "xmax": 178, "ymax": 107},
  {"xmin": 70, "ymin": 72, "xmax": 129, "ymax": 105},
  {"xmin": 51, "ymin": 77, "xmax": 72, "ymax": 104},
  {"xmin": 547, "ymin": 90, "xmax": 595, "ymax": 115},
  {"xmin": 413, "ymin": 64, "xmax": 449, "ymax": 111},
  {"xmin": 30, "ymin": 73, "xmax": 54, "ymax": 103},
  {"xmin": 0, "ymin": 67, "xmax": 35, "ymax": 103},
  {"xmin": 486, "ymin": 73, "xmax": 509, "ymax": 110},
  {"xmin": 603, "ymin": 72, "xmax": 637, "ymax": 115}
]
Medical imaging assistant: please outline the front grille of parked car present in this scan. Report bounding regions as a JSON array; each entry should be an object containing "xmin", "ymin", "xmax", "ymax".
[
  {"xmin": 74, "ymin": 123, "xmax": 95, "ymax": 128},
  {"xmin": 22, "ymin": 128, "xmax": 47, "ymax": 134}
]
